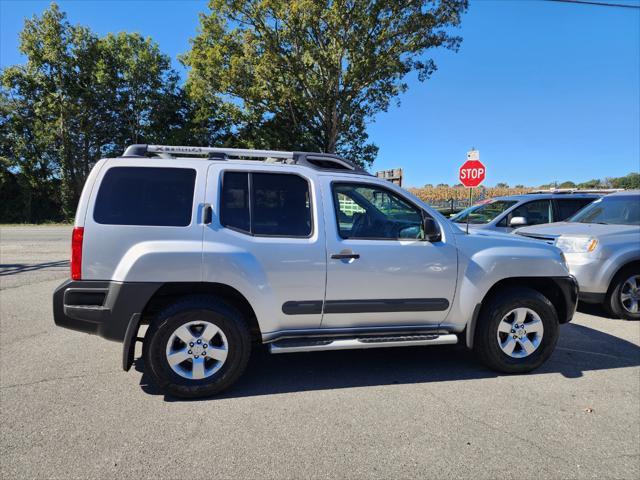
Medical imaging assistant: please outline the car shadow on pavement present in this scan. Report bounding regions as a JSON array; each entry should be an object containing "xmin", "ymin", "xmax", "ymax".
[
  {"xmin": 135, "ymin": 322, "xmax": 640, "ymax": 402},
  {"xmin": 577, "ymin": 301, "xmax": 615, "ymax": 320},
  {"xmin": 0, "ymin": 260, "xmax": 69, "ymax": 276}
]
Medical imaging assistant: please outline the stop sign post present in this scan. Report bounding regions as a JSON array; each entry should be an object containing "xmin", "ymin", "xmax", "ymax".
[{"xmin": 459, "ymin": 150, "xmax": 486, "ymax": 232}]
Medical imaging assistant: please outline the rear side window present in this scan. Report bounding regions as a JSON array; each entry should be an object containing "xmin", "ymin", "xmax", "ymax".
[
  {"xmin": 220, "ymin": 172, "xmax": 250, "ymax": 232},
  {"xmin": 93, "ymin": 167, "xmax": 196, "ymax": 226},
  {"xmin": 220, "ymin": 172, "xmax": 312, "ymax": 237},
  {"xmin": 556, "ymin": 198, "xmax": 594, "ymax": 221}
]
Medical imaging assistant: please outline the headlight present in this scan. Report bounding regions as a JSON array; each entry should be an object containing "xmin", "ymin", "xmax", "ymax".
[{"xmin": 555, "ymin": 236, "xmax": 598, "ymax": 253}]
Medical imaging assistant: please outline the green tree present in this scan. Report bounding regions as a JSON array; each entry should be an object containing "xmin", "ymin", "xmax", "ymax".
[
  {"xmin": 577, "ymin": 179, "xmax": 601, "ymax": 189},
  {"xmin": 1, "ymin": 4, "xmax": 93, "ymax": 215},
  {"xmin": 96, "ymin": 32, "xmax": 216, "ymax": 151},
  {"xmin": 1, "ymin": 3, "xmax": 197, "ymax": 219},
  {"xmin": 610, "ymin": 172, "xmax": 640, "ymax": 190},
  {"xmin": 183, "ymin": 0, "xmax": 468, "ymax": 166},
  {"xmin": 495, "ymin": 182, "xmax": 509, "ymax": 188},
  {"xmin": 558, "ymin": 181, "xmax": 576, "ymax": 188}
]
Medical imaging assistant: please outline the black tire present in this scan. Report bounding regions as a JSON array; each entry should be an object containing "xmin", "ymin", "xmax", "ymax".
[
  {"xmin": 605, "ymin": 266, "xmax": 640, "ymax": 321},
  {"xmin": 143, "ymin": 295, "xmax": 251, "ymax": 398},
  {"xmin": 473, "ymin": 287, "xmax": 559, "ymax": 374}
]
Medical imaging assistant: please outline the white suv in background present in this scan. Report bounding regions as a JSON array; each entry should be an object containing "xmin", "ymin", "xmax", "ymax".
[{"xmin": 53, "ymin": 144, "xmax": 578, "ymax": 398}]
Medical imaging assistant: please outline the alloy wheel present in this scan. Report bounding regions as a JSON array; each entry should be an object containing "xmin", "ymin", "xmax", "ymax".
[
  {"xmin": 620, "ymin": 275, "xmax": 640, "ymax": 314},
  {"xmin": 165, "ymin": 320, "xmax": 229, "ymax": 380},
  {"xmin": 496, "ymin": 307, "xmax": 544, "ymax": 358}
]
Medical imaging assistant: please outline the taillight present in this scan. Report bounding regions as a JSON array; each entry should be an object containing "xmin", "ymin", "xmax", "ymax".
[{"xmin": 71, "ymin": 227, "xmax": 84, "ymax": 280}]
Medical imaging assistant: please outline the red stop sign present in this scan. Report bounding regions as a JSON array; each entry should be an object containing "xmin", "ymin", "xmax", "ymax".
[{"xmin": 459, "ymin": 160, "xmax": 486, "ymax": 187}]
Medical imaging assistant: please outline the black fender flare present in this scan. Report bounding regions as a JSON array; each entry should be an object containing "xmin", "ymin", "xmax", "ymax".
[{"xmin": 122, "ymin": 313, "xmax": 143, "ymax": 371}]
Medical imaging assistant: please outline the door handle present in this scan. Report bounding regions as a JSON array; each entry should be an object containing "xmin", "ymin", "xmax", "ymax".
[
  {"xmin": 203, "ymin": 204, "xmax": 213, "ymax": 225},
  {"xmin": 331, "ymin": 253, "xmax": 360, "ymax": 260}
]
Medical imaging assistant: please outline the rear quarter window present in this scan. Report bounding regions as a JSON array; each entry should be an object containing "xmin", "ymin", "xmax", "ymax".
[
  {"xmin": 556, "ymin": 198, "xmax": 595, "ymax": 220},
  {"xmin": 93, "ymin": 167, "xmax": 196, "ymax": 226}
]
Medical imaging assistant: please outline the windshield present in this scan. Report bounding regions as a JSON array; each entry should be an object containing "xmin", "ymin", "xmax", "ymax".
[
  {"xmin": 453, "ymin": 200, "xmax": 517, "ymax": 224},
  {"xmin": 569, "ymin": 195, "xmax": 640, "ymax": 226},
  {"xmin": 450, "ymin": 204, "xmax": 480, "ymax": 221}
]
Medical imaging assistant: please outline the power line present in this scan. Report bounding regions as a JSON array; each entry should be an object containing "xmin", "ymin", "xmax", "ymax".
[{"xmin": 545, "ymin": 0, "xmax": 640, "ymax": 8}]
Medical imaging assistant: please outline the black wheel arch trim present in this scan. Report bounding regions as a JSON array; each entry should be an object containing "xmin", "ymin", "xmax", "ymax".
[
  {"xmin": 465, "ymin": 275, "xmax": 578, "ymax": 349},
  {"xmin": 53, "ymin": 280, "xmax": 262, "ymax": 371},
  {"xmin": 551, "ymin": 275, "xmax": 579, "ymax": 323},
  {"xmin": 122, "ymin": 313, "xmax": 142, "ymax": 371},
  {"xmin": 53, "ymin": 279, "xmax": 162, "ymax": 371}
]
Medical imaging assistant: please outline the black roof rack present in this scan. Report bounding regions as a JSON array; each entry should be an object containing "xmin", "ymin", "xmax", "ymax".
[{"xmin": 122, "ymin": 144, "xmax": 368, "ymax": 174}]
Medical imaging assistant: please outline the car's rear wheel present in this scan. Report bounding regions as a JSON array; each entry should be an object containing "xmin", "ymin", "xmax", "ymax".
[
  {"xmin": 606, "ymin": 267, "xmax": 640, "ymax": 320},
  {"xmin": 143, "ymin": 295, "xmax": 251, "ymax": 398},
  {"xmin": 474, "ymin": 287, "xmax": 559, "ymax": 373}
]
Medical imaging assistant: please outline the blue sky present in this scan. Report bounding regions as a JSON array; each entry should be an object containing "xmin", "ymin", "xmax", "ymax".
[{"xmin": 1, "ymin": 0, "xmax": 639, "ymax": 187}]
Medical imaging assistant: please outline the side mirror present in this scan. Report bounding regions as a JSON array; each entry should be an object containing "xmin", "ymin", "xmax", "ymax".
[
  {"xmin": 422, "ymin": 216, "xmax": 441, "ymax": 242},
  {"xmin": 509, "ymin": 216, "xmax": 528, "ymax": 227}
]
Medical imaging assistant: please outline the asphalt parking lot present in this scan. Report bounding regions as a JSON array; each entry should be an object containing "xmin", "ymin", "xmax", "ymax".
[{"xmin": 1, "ymin": 226, "xmax": 639, "ymax": 479}]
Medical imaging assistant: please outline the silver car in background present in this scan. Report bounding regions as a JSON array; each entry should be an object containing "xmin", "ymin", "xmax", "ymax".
[
  {"xmin": 517, "ymin": 191, "xmax": 640, "ymax": 319},
  {"xmin": 450, "ymin": 193, "xmax": 600, "ymax": 233}
]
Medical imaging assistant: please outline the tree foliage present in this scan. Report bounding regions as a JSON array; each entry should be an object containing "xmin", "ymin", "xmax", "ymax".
[
  {"xmin": 183, "ymin": 0, "xmax": 468, "ymax": 166},
  {"xmin": 538, "ymin": 173, "xmax": 640, "ymax": 191},
  {"xmin": 0, "ymin": 4, "xmax": 211, "ymax": 219},
  {"xmin": 4, "ymin": 2, "xmax": 632, "ymax": 224}
]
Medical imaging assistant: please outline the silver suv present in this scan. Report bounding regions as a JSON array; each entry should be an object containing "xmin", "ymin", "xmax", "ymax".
[
  {"xmin": 517, "ymin": 191, "xmax": 640, "ymax": 320},
  {"xmin": 450, "ymin": 193, "xmax": 600, "ymax": 233},
  {"xmin": 53, "ymin": 144, "xmax": 578, "ymax": 398}
]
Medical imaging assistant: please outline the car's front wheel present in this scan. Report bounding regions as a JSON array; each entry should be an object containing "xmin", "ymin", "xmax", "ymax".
[
  {"xmin": 473, "ymin": 287, "xmax": 559, "ymax": 373},
  {"xmin": 143, "ymin": 295, "xmax": 251, "ymax": 398},
  {"xmin": 606, "ymin": 267, "xmax": 640, "ymax": 320}
]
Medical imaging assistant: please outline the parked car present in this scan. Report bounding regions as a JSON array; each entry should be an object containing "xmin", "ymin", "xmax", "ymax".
[
  {"xmin": 450, "ymin": 193, "xmax": 601, "ymax": 233},
  {"xmin": 53, "ymin": 144, "xmax": 578, "ymax": 398},
  {"xmin": 517, "ymin": 191, "xmax": 640, "ymax": 320}
]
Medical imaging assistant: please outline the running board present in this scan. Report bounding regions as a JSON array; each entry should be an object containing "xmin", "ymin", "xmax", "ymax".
[{"xmin": 269, "ymin": 334, "xmax": 458, "ymax": 354}]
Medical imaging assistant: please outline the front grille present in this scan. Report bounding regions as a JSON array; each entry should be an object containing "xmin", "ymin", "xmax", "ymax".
[{"xmin": 516, "ymin": 232, "xmax": 556, "ymax": 244}]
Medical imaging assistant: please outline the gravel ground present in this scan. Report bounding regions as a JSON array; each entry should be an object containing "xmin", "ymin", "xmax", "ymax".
[{"xmin": 1, "ymin": 226, "xmax": 639, "ymax": 479}]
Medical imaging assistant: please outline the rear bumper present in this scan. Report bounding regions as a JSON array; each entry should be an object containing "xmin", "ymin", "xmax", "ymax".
[
  {"xmin": 553, "ymin": 275, "xmax": 579, "ymax": 323},
  {"xmin": 53, "ymin": 279, "xmax": 160, "ymax": 342}
]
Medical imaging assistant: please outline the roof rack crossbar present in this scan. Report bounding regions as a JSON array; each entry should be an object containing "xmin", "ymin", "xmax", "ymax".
[
  {"xmin": 149, "ymin": 144, "xmax": 295, "ymax": 159},
  {"xmin": 121, "ymin": 144, "xmax": 365, "ymax": 173},
  {"xmin": 123, "ymin": 144, "xmax": 295, "ymax": 159}
]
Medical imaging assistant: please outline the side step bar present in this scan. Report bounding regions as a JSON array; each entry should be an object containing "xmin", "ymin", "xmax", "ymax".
[{"xmin": 269, "ymin": 334, "xmax": 458, "ymax": 354}]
